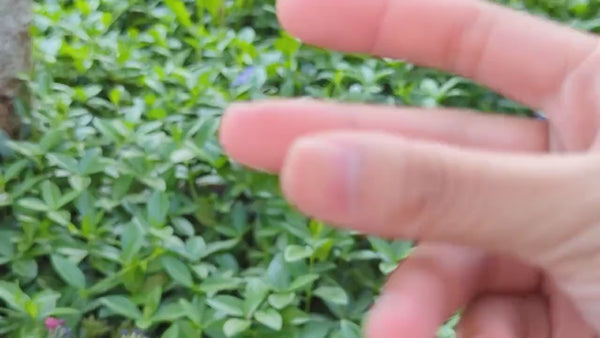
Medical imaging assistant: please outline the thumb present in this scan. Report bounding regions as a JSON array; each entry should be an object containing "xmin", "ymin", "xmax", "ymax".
[{"xmin": 280, "ymin": 132, "xmax": 600, "ymax": 262}]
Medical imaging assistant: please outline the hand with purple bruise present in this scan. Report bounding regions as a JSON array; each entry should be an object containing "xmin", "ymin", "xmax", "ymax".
[{"xmin": 219, "ymin": 0, "xmax": 600, "ymax": 337}]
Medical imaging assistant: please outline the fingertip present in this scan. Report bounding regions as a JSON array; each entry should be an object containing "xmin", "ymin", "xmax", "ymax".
[
  {"xmin": 364, "ymin": 293, "xmax": 437, "ymax": 338},
  {"xmin": 276, "ymin": 0, "xmax": 318, "ymax": 43},
  {"xmin": 219, "ymin": 99, "xmax": 341, "ymax": 172},
  {"xmin": 275, "ymin": 0, "xmax": 295, "ymax": 34},
  {"xmin": 364, "ymin": 295, "xmax": 403, "ymax": 338},
  {"xmin": 218, "ymin": 102, "xmax": 249, "ymax": 164},
  {"xmin": 219, "ymin": 101, "xmax": 285, "ymax": 172}
]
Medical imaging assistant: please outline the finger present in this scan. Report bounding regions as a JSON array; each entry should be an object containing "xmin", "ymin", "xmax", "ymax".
[
  {"xmin": 277, "ymin": 0, "xmax": 599, "ymax": 109},
  {"xmin": 365, "ymin": 245, "xmax": 484, "ymax": 338},
  {"xmin": 219, "ymin": 100, "xmax": 549, "ymax": 172},
  {"xmin": 365, "ymin": 244, "xmax": 540, "ymax": 338},
  {"xmin": 456, "ymin": 294, "xmax": 550, "ymax": 338},
  {"xmin": 280, "ymin": 132, "xmax": 598, "ymax": 260},
  {"xmin": 543, "ymin": 278, "xmax": 600, "ymax": 336}
]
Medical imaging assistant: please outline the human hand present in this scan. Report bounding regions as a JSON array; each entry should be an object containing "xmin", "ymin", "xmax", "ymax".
[{"xmin": 219, "ymin": 0, "xmax": 600, "ymax": 337}]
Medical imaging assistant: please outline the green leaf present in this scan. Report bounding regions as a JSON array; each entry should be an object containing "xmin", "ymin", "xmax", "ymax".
[
  {"xmin": 171, "ymin": 217, "xmax": 195, "ymax": 237},
  {"xmin": 274, "ymin": 32, "xmax": 301, "ymax": 56},
  {"xmin": 284, "ymin": 245, "xmax": 313, "ymax": 262},
  {"xmin": 313, "ymin": 286, "xmax": 348, "ymax": 305},
  {"xmin": 190, "ymin": 263, "xmax": 214, "ymax": 279},
  {"xmin": 288, "ymin": 274, "xmax": 319, "ymax": 291},
  {"xmin": 379, "ymin": 261, "xmax": 399, "ymax": 275},
  {"xmin": 93, "ymin": 118, "xmax": 126, "ymax": 144},
  {"xmin": 78, "ymin": 148, "xmax": 106, "ymax": 175},
  {"xmin": 12, "ymin": 176, "xmax": 45, "ymax": 199},
  {"xmin": 32, "ymin": 290, "xmax": 60, "ymax": 318},
  {"xmin": 57, "ymin": 189, "xmax": 81, "ymax": 208},
  {"xmin": 50, "ymin": 255, "xmax": 86, "ymax": 289},
  {"xmin": 340, "ymin": 320, "xmax": 362, "ymax": 338},
  {"xmin": 46, "ymin": 154, "xmax": 79, "ymax": 173},
  {"xmin": 266, "ymin": 254, "xmax": 290, "ymax": 290},
  {"xmin": 12, "ymin": 259, "xmax": 38, "ymax": 280},
  {"xmin": 170, "ymin": 148, "xmax": 196, "ymax": 163},
  {"xmin": 0, "ymin": 231, "xmax": 14, "ymax": 258},
  {"xmin": 392, "ymin": 240, "xmax": 414, "ymax": 260},
  {"xmin": 109, "ymin": 87, "xmax": 122, "ymax": 106},
  {"xmin": 223, "ymin": 318, "xmax": 251, "ymax": 337},
  {"xmin": 0, "ymin": 193, "xmax": 10, "ymax": 207},
  {"xmin": 254, "ymin": 309, "xmax": 283, "ymax": 331},
  {"xmin": 284, "ymin": 307, "xmax": 310, "ymax": 326},
  {"xmin": 313, "ymin": 238, "xmax": 334, "ymax": 261},
  {"xmin": 179, "ymin": 299, "xmax": 203, "ymax": 325},
  {"xmin": 231, "ymin": 202, "xmax": 247, "ymax": 234},
  {"xmin": 48, "ymin": 210, "xmax": 71, "ymax": 226},
  {"xmin": 268, "ymin": 293, "xmax": 295, "ymax": 310},
  {"xmin": 244, "ymin": 278, "xmax": 269, "ymax": 315},
  {"xmin": 368, "ymin": 237, "xmax": 396, "ymax": 261},
  {"xmin": 206, "ymin": 295, "xmax": 244, "ymax": 317},
  {"xmin": 18, "ymin": 198, "xmax": 49, "ymax": 212},
  {"xmin": 204, "ymin": 0, "xmax": 224, "ymax": 18},
  {"xmin": 185, "ymin": 236, "xmax": 206, "ymax": 261},
  {"xmin": 0, "ymin": 281, "xmax": 28, "ymax": 311},
  {"xmin": 298, "ymin": 320, "xmax": 332, "ymax": 338},
  {"xmin": 204, "ymin": 238, "xmax": 239, "ymax": 256},
  {"xmin": 4, "ymin": 159, "xmax": 29, "ymax": 182},
  {"xmin": 49, "ymin": 307, "xmax": 81, "ymax": 316},
  {"xmin": 143, "ymin": 286, "xmax": 162, "ymax": 317},
  {"xmin": 41, "ymin": 181, "xmax": 61, "ymax": 210},
  {"xmin": 8, "ymin": 141, "xmax": 42, "ymax": 158},
  {"xmin": 148, "ymin": 191, "xmax": 170, "ymax": 227},
  {"xmin": 198, "ymin": 277, "xmax": 243, "ymax": 294},
  {"xmin": 25, "ymin": 299, "xmax": 38, "ymax": 318},
  {"xmin": 152, "ymin": 302, "xmax": 187, "ymax": 322},
  {"xmin": 161, "ymin": 323, "xmax": 180, "ymax": 338},
  {"xmin": 100, "ymin": 296, "xmax": 143, "ymax": 320},
  {"xmin": 165, "ymin": 0, "xmax": 193, "ymax": 28},
  {"xmin": 112, "ymin": 175, "xmax": 133, "ymax": 200},
  {"xmin": 121, "ymin": 222, "xmax": 144, "ymax": 263},
  {"xmin": 161, "ymin": 256, "xmax": 194, "ymax": 288}
]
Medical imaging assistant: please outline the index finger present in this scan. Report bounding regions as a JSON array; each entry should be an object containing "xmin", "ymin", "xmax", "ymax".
[{"xmin": 277, "ymin": 0, "xmax": 599, "ymax": 111}]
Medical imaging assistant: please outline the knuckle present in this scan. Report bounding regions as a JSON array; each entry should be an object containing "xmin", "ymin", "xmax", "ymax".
[
  {"xmin": 444, "ymin": 4, "xmax": 494, "ymax": 79},
  {"xmin": 366, "ymin": 0, "xmax": 392, "ymax": 55},
  {"xmin": 380, "ymin": 147, "xmax": 458, "ymax": 239},
  {"xmin": 554, "ymin": 40, "xmax": 600, "ymax": 149}
]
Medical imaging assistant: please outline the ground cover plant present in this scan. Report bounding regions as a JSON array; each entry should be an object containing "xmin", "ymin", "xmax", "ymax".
[{"xmin": 0, "ymin": 0, "xmax": 598, "ymax": 337}]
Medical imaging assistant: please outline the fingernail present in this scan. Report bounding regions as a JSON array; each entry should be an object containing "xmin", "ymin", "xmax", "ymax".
[{"xmin": 281, "ymin": 138, "xmax": 360, "ymax": 223}]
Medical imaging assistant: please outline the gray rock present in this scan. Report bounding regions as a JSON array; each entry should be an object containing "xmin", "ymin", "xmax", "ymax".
[{"xmin": 0, "ymin": 0, "xmax": 30, "ymax": 135}]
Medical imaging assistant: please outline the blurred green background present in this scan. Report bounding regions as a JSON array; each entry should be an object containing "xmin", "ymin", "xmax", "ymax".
[{"xmin": 0, "ymin": 0, "xmax": 598, "ymax": 337}]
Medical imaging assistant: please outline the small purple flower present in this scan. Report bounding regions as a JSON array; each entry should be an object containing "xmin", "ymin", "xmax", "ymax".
[
  {"xmin": 232, "ymin": 66, "xmax": 255, "ymax": 87},
  {"xmin": 61, "ymin": 327, "xmax": 73, "ymax": 338},
  {"xmin": 45, "ymin": 318, "xmax": 73, "ymax": 338},
  {"xmin": 45, "ymin": 317, "xmax": 65, "ymax": 330},
  {"xmin": 533, "ymin": 111, "xmax": 547, "ymax": 120}
]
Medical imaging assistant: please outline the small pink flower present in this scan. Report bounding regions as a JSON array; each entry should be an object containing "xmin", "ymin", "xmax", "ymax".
[{"xmin": 45, "ymin": 317, "xmax": 65, "ymax": 330}]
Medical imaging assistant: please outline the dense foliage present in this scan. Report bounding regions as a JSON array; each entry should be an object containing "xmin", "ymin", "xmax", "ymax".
[{"xmin": 0, "ymin": 0, "xmax": 598, "ymax": 337}]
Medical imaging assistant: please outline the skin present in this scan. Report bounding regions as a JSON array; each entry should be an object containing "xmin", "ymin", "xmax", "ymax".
[{"xmin": 219, "ymin": 0, "xmax": 600, "ymax": 337}]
